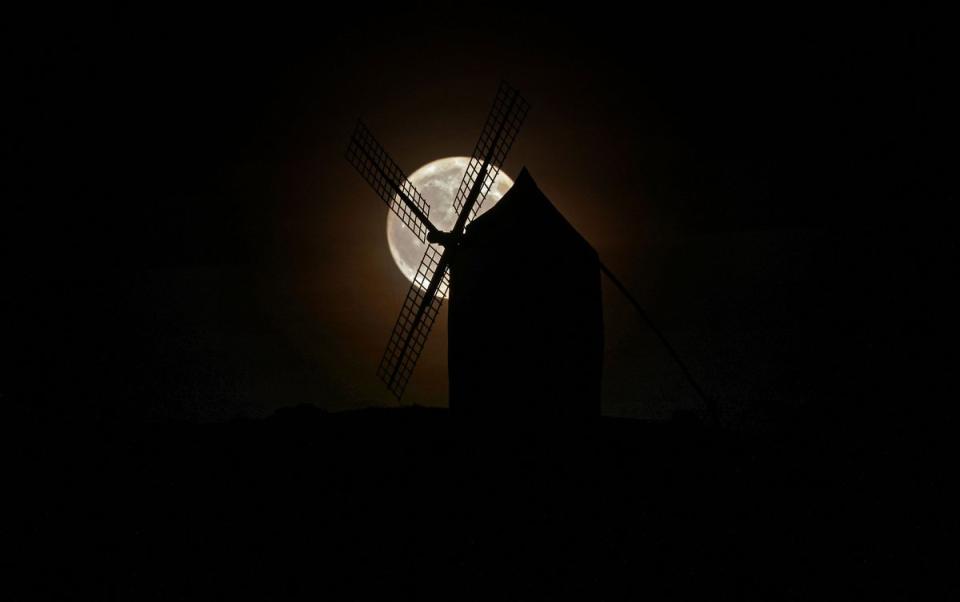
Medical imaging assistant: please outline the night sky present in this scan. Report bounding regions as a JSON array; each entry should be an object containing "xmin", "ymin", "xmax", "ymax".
[{"xmin": 5, "ymin": 5, "xmax": 953, "ymax": 428}]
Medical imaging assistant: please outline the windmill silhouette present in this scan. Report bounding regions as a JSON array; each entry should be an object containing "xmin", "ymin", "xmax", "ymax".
[
  {"xmin": 347, "ymin": 82, "xmax": 719, "ymax": 423},
  {"xmin": 347, "ymin": 82, "xmax": 530, "ymax": 400}
]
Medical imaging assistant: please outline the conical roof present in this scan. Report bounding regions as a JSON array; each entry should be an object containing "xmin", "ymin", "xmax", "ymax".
[{"xmin": 463, "ymin": 167, "xmax": 596, "ymax": 259}]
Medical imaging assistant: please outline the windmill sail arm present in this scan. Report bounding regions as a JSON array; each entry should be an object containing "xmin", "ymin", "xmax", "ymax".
[
  {"xmin": 346, "ymin": 121, "xmax": 436, "ymax": 243},
  {"xmin": 452, "ymin": 81, "xmax": 530, "ymax": 225},
  {"xmin": 378, "ymin": 245, "xmax": 450, "ymax": 398},
  {"xmin": 453, "ymin": 163, "xmax": 490, "ymax": 234},
  {"xmin": 345, "ymin": 83, "xmax": 530, "ymax": 401}
]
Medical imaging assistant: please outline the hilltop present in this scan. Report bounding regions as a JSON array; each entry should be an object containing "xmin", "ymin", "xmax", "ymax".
[{"xmin": 11, "ymin": 405, "xmax": 914, "ymax": 599}]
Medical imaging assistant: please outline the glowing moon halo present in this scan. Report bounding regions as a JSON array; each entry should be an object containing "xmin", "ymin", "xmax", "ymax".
[{"xmin": 387, "ymin": 157, "xmax": 514, "ymax": 298}]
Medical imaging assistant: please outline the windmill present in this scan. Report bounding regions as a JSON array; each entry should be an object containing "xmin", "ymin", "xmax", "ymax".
[
  {"xmin": 346, "ymin": 81, "xmax": 530, "ymax": 400},
  {"xmin": 346, "ymin": 81, "xmax": 720, "ymax": 424}
]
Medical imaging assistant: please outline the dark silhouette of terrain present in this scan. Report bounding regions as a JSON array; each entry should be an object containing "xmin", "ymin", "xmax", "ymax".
[
  {"xmin": 11, "ymin": 404, "xmax": 920, "ymax": 600},
  {"xmin": 5, "ymin": 6, "xmax": 948, "ymax": 599}
]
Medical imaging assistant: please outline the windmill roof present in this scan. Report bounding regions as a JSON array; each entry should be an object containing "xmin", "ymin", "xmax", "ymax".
[{"xmin": 463, "ymin": 167, "xmax": 596, "ymax": 257}]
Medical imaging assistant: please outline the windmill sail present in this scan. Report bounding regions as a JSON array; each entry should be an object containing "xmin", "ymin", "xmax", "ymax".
[
  {"xmin": 378, "ymin": 245, "xmax": 449, "ymax": 398},
  {"xmin": 346, "ymin": 121, "xmax": 434, "ymax": 243},
  {"xmin": 452, "ymin": 82, "xmax": 530, "ymax": 222},
  {"xmin": 350, "ymin": 82, "xmax": 529, "ymax": 400}
]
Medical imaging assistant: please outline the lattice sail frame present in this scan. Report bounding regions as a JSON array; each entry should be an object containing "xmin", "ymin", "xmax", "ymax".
[
  {"xmin": 452, "ymin": 82, "xmax": 531, "ymax": 223},
  {"xmin": 346, "ymin": 121, "xmax": 432, "ymax": 243},
  {"xmin": 377, "ymin": 245, "xmax": 450, "ymax": 398},
  {"xmin": 377, "ymin": 83, "xmax": 529, "ymax": 399},
  {"xmin": 346, "ymin": 82, "xmax": 529, "ymax": 400}
]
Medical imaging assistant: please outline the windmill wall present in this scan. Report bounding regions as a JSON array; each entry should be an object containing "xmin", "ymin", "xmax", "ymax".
[{"xmin": 448, "ymin": 168, "xmax": 603, "ymax": 419}]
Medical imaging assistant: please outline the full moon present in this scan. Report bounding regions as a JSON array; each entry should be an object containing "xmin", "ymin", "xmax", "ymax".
[{"xmin": 387, "ymin": 157, "xmax": 514, "ymax": 298}]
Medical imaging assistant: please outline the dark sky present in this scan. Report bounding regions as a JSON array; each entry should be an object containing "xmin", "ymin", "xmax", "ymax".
[{"xmin": 4, "ymin": 5, "xmax": 953, "ymax": 427}]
